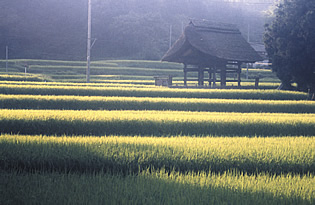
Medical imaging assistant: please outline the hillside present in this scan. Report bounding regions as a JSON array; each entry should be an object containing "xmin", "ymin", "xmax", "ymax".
[
  {"xmin": 0, "ymin": 0, "xmax": 274, "ymax": 60},
  {"xmin": 0, "ymin": 59, "xmax": 279, "ymax": 89}
]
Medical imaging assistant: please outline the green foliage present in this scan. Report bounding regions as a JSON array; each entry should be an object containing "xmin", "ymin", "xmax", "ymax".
[
  {"xmin": 0, "ymin": 0, "xmax": 269, "ymax": 60},
  {"xmin": 0, "ymin": 74, "xmax": 49, "ymax": 82},
  {"xmin": 0, "ymin": 109, "xmax": 314, "ymax": 136},
  {"xmin": 1, "ymin": 71, "xmax": 314, "ymax": 204},
  {"xmin": 0, "ymin": 59, "xmax": 282, "ymax": 88},
  {"xmin": 1, "ymin": 170, "xmax": 313, "ymax": 205},
  {"xmin": 1, "ymin": 94, "xmax": 314, "ymax": 113},
  {"xmin": 0, "ymin": 59, "xmax": 183, "ymax": 82},
  {"xmin": 1, "ymin": 135, "xmax": 314, "ymax": 204},
  {"xmin": 264, "ymin": 0, "xmax": 315, "ymax": 95},
  {"xmin": 1, "ymin": 135, "xmax": 314, "ymax": 175},
  {"xmin": 0, "ymin": 83, "xmax": 308, "ymax": 100}
]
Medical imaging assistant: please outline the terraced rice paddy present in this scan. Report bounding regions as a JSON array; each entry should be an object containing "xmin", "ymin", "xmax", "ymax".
[
  {"xmin": 1, "ymin": 94, "xmax": 314, "ymax": 113},
  {"xmin": 0, "ymin": 60, "xmax": 314, "ymax": 204},
  {"xmin": 0, "ymin": 83, "xmax": 307, "ymax": 100}
]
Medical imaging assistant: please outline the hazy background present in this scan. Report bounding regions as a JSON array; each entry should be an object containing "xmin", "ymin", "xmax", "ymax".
[{"xmin": 0, "ymin": 0, "xmax": 276, "ymax": 60}]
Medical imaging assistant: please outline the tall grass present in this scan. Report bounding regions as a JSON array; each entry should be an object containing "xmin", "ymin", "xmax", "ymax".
[
  {"xmin": 1, "ymin": 59, "xmax": 312, "ymax": 204},
  {"xmin": 0, "ymin": 80, "xmax": 155, "ymax": 87},
  {"xmin": 0, "ymin": 84, "xmax": 308, "ymax": 100},
  {"xmin": 1, "ymin": 169, "xmax": 313, "ymax": 205},
  {"xmin": 1, "ymin": 134, "xmax": 314, "ymax": 175},
  {"xmin": 0, "ymin": 79, "xmax": 281, "ymax": 88},
  {"xmin": 0, "ymin": 74, "xmax": 50, "ymax": 82},
  {"xmin": 1, "ymin": 134, "xmax": 314, "ymax": 204},
  {"xmin": 0, "ymin": 109, "xmax": 314, "ymax": 136},
  {"xmin": 1, "ymin": 94, "xmax": 314, "ymax": 113}
]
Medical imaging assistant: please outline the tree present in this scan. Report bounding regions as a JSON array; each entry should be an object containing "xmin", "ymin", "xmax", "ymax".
[
  {"xmin": 108, "ymin": 11, "xmax": 169, "ymax": 59},
  {"xmin": 1, "ymin": 0, "xmax": 269, "ymax": 61},
  {"xmin": 264, "ymin": 0, "xmax": 315, "ymax": 99}
]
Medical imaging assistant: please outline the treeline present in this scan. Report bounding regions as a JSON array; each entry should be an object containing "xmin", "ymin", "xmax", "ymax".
[{"xmin": 0, "ymin": 0, "xmax": 272, "ymax": 60}]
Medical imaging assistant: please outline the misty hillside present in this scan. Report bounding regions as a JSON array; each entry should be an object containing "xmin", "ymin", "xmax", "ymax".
[{"xmin": 1, "ymin": 0, "xmax": 275, "ymax": 60}]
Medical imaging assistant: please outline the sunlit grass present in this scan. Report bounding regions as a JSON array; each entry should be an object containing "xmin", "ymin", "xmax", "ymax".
[
  {"xmin": 1, "ymin": 169, "xmax": 313, "ymax": 205},
  {"xmin": 1, "ymin": 94, "xmax": 314, "ymax": 113},
  {"xmin": 0, "ymin": 83, "xmax": 308, "ymax": 100},
  {"xmin": 1, "ymin": 134, "xmax": 314, "ymax": 204},
  {"xmin": 0, "ymin": 109, "xmax": 314, "ymax": 136},
  {"xmin": 1, "ymin": 134, "xmax": 313, "ymax": 175}
]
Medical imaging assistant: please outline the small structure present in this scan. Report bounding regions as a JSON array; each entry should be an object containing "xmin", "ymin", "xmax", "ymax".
[
  {"xmin": 161, "ymin": 19, "xmax": 263, "ymax": 87},
  {"xmin": 154, "ymin": 75, "xmax": 173, "ymax": 87}
]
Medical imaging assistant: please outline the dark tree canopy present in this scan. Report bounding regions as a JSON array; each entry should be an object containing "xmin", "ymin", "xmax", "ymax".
[
  {"xmin": 264, "ymin": 0, "xmax": 315, "ymax": 98},
  {"xmin": 1, "ymin": 0, "xmax": 269, "ymax": 60}
]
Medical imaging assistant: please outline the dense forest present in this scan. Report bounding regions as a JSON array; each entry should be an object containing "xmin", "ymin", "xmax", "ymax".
[{"xmin": 0, "ymin": 0, "xmax": 274, "ymax": 60}]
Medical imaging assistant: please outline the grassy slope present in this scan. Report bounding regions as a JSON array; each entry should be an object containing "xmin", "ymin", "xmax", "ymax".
[
  {"xmin": 1, "ymin": 135, "xmax": 314, "ymax": 204},
  {"xmin": 0, "ymin": 59, "xmax": 280, "ymax": 87},
  {"xmin": 0, "ymin": 94, "xmax": 314, "ymax": 113},
  {"xmin": 0, "ymin": 59, "xmax": 313, "ymax": 204}
]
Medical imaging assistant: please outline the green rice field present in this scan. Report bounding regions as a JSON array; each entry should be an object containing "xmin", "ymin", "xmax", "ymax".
[{"xmin": 0, "ymin": 59, "xmax": 314, "ymax": 204}]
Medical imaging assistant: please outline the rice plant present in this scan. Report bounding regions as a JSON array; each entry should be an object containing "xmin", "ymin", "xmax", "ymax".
[
  {"xmin": 0, "ymin": 109, "xmax": 314, "ymax": 136},
  {"xmin": 0, "ymin": 169, "xmax": 313, "ymax": 205},
  {"xmin": 0, "ymin": 84, "xmax": 308, "ymax": 100},
  {"xmin": 1, "ymin": 134, "xmax": 314, "ymax": 175},
  {"xmin": 1, "ymin": 94, "xmax": 314, "ymax": 113}
]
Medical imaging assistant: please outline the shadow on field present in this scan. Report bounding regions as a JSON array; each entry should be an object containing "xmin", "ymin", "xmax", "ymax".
[
  {"xmin": 0, "ymin": 170, "xmax": 311, "ymax": 205},
  {"xmin": 1, "ymin": 118, "xmax": 315, "ymax": 137},
  {"xmin": 1, "ymin": 141, "xmax": 313, "ymax": 176},
  {"xmin": 1, "ymin": 97, "xmax": 315, "ymax": 113}
]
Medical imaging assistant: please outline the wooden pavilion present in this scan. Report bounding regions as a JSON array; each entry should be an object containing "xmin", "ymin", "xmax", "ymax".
[{"xmin": 161, "ymin": 19, "xmax": 263, "ymax": 87}]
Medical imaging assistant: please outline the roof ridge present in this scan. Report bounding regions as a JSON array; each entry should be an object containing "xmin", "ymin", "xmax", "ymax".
[
  {"xmin": 194, "ymin": 27, "xmax": 241, "ymax": 34},
  {"xmin": 190, "ymin": 19, "xmax": 239, "ymax": 32}
]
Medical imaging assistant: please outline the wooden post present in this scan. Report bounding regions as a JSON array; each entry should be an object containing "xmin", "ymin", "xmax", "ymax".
[
  {"xmin": 201, "ymin": 69, "xmax": 204, "ymax": 86},
  {"xmin": 183, "ymin": 63, "xmax": 187, "ymax": 87},
  {"xmin": 255, "ymin": 77, "xmax": 259, "ymax": 89},
  {"xmin": 237, "ymin": 62, "xmax": 242, "ymax": 87},
  {"xmin": 198, "ymin": 67, "xmax": 204, "ymax": 86},
  {"xmin": 198, "ymin": 68, "xmax": 201, "ymax": 86},
  {"xmin": 213, "ymin": 66, "xmax": 216, "ymax": 87},
  {"xmin": 220, "ymin": 65, "xmax": 226, "ymax": 87},
  {"xmin": 208, "ymin": 68, "xmax": 212, "ymax": 87},
  {"xmin": 168, "ymin": 75, "xmax": 173, "ymax": 87}
]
